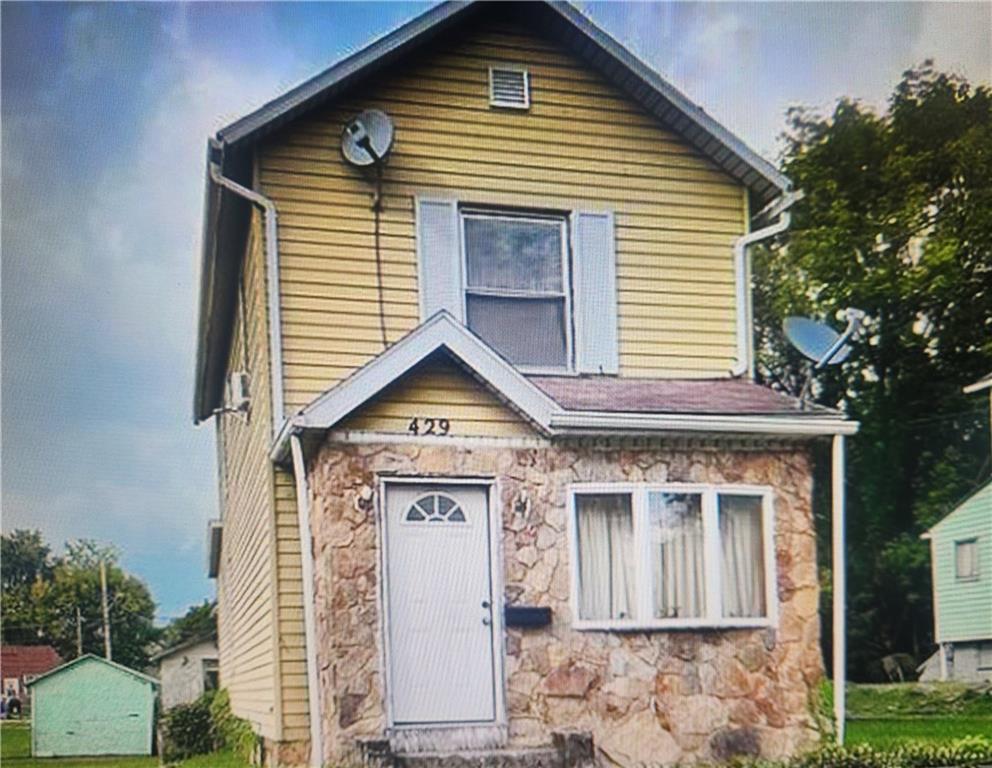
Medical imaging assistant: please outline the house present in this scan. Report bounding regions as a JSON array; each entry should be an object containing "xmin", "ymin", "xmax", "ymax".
[
  {"xmin": 920, "ymin": 483, "xmax": 992, "ymax": 682},
  {"xmin": 0, "ymin": 645, "xmax": 62, "ymax": 701},
  {"xmin": 151, "ymin": 633, "xmax": 219, "ymax": 709},
  {"xmin": 28, "ymin": 655, "xmax": 159, "ymax": 757},
  {"xmin": 920, "ymin": 372, "xmax": 992, "ymax": 682},
  {"xmin": 193, "ymin": 2, "xmax": 856, "ymax": 765}
]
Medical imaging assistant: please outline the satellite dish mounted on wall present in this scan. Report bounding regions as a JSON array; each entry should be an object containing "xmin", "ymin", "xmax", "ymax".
[
  {"xmin": 783, "ymin": 308, "xmax": 865, "ymax": 406},
  {"xmin": 342, "ymin": 109, "xmax": 396, "ymax": 350},
  {"xmin": 342, "ymin": 109, "xmax": 394, "ymax": 211},
  {"xmin": 342, "ymin": 109, "xmax": 394, "ymax": 166}
]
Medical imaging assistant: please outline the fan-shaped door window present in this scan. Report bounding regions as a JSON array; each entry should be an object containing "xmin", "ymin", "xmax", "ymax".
[{"xmin": 404, "ymin": 492, "xmax": 467, "ymax": 524}]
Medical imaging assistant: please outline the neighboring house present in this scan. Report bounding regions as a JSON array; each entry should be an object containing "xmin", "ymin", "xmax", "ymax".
[
  {"xmin": 920, "ymin": 372, "xmax": 992, "ymax": 683},
  {"xmin": 920, "ymin": 483, "xmax": 992, "ymax": 682},
  {"xmin": 0, "ymin": 645, "xmax": 62, "ymax": 701},
  {"xmin": 193, "ymin": 3, "xmax": 856, "ymax": 765},
  {"xmin": 28, "ymin": 655, "xmax": 158, "ymax": 757},
  {"xmin": 151, "ymin": 634, "xmax": 219, "ymax": 709}
]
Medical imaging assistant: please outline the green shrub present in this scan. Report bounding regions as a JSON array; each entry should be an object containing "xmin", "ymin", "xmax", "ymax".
[
  {"xmin": 159, "ymin": 691, "xmax": 216, "ymax": 762},
  {"xmin": 725, "ymin": 737, "xmax": 992, "ymax": 768},
  {"xmin": 209, "ymin": 688, "xmax": 258, "ymax": 763}
]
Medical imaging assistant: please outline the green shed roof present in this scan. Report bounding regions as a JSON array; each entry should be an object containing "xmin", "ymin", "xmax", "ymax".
[{"xmin": 27, "ymin": 654, "xmax": 159, "ymax": 687}]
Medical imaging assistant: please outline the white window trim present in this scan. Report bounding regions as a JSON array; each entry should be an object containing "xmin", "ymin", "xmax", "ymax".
[
  {"xmin": 459, "ymin": 208, "xmax": 574, "ymax": 374},
  {"xmin": 567, "ymin": 482, "xmax": 779, "ymax": 632},
  {"xmin": 954, "ymin": 537, "xmax": 980, "ymax": 581}
]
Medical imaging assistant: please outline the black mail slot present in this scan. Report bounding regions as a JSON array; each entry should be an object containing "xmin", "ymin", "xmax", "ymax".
[{"xmin": 505, "ymin": 605, "xmax": 552, "ymax": 628}]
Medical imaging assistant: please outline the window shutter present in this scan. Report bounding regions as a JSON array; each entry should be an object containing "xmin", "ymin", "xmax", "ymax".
[
  {"xmin": 572, "ymin": 210, "xmax": 619, "ymax": 374},
  {"xmin": 415, "ymin": 197, "xmax": 463, "ymax": 322}
]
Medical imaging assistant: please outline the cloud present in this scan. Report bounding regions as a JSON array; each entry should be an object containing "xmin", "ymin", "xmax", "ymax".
[{"xmin": 2, "ymin": 6, "xmax": 288, "ymax": 617}]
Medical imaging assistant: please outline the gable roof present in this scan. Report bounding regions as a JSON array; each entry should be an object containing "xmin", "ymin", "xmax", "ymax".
[
  {"xmin": 0, "ymin": 645, "xmax": 62, "ymax": 679},
  {"xmin": 195, "ymin": 0, "xmax": 792, "ymax": 422},
  {"xmin": 216, "ymin": 1, "xmax": 789, "ymax": 199},
  {"xmin": 27, "ymin": 654, "xmax": 159, "ymax": 688},
  {"xmin": 150, "ymin": 633, "xmax": 219, "ymax": 664},
  {"xmin": 272, "ymin": 313, "xmax": 856, "ymax": 460},
  {"xmin": 923, "ymin": 480, "xmax": 992, "ymax": 538},
  {"xmin": 288, "ymin": 311, "xmax": 560, "ymax": 438}
]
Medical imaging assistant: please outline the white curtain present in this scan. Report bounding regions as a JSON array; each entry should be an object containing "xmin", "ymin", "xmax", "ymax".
[
  {"xmin": 576, "ymin": 494, "xmax": 635, "ymax": 620},
  {"xmin": 650, "ymin": 493, "xmax": 705, "ymax": 618},
  {"xmin": 720, "ymin": 495, "xmax": 766, "ymax": 618}
]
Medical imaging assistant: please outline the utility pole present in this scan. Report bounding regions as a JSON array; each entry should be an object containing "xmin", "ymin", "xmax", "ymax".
[
  {"xmin": 100, "ymin": 559, "xmax": 112, "ymax": 661},
  {"xmin": 75, "ymin": 606, "xmax": 83, "ymax": 657}
]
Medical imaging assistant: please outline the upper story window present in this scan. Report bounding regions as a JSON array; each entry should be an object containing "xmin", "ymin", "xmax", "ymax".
[
  {"xmin": 416, "ymin": 198, "xmax": 617, "ymax": 375},
  {"xmin": 570, "ymin": 483, "xmax": 775, "ymax": 630},
  {"xmin": 461, "ymin": 210, "xmax": 571, "ymax": 371},
  {"xmin": 955, "ymin": 538, "xmax": 979, "ymax": 581}
]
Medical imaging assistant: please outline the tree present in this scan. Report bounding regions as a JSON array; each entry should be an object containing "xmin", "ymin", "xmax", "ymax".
[
  {"xmin": 158, "ymin": 600, "xmax": 216, "ymax": 650},
  {"xmin": 1, "ymin": 529, "xmax": 54, "ymax": 644},
  {"xmin": 754, "ymin": 63, "xmax": 992, "ymax": 680},
  {"xmin": 1, "ymin": 529, "xmax": 53, "ymax": 589},
  {"xmin": 0, "ymin": 531, "xmax": 159, "ymax": 669}
]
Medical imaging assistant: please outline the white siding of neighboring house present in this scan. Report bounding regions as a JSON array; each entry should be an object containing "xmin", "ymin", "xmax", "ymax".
[{"xmin": 158, "ymin": 639, "xmax": 219, "ymax": 710}]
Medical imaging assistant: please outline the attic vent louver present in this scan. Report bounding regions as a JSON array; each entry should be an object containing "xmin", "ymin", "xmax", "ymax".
[{"xmin": 489, "ymin": 66, "xmax": 530, "ymax": 109}]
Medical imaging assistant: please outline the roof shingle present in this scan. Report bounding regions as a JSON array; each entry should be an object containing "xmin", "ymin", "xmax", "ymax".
[{"xmin": 528, "ymin": 375, "xmax": 836, "ymax": 417}]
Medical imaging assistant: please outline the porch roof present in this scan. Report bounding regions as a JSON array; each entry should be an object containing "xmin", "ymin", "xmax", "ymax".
[
  {"xmin": 530, "ymin": 375, "xmax": 832, "ymax": 418},
  {"xmin": 272, "ymin": 313, "xmax": 857, "ymax": 462}
]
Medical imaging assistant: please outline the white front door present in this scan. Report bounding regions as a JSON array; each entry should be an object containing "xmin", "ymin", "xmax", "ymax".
[{"xmin": 384, "ymin": 483, "xmax": 497, "ymax": 725}]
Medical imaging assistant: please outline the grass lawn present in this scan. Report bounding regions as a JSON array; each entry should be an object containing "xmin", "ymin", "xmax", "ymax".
[
  {"xmin": 824, "ymin": 682, "xmax": 992, "ymax": 747},
  {"xmin": 0, "ymin": 722, "xmax": 248, "ymax": 768},
  {"xmin": 847, "ymin": 716, "xmax": 992, "ymax": 747}
]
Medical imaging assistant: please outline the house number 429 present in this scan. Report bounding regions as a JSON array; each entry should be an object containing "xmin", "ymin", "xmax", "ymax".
[{"xmin": 407, "ymin": 417, "xmax": 451, "ymax": 436}]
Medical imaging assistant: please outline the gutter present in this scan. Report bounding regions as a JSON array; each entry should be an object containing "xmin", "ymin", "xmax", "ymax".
[
  {"xmin": 271, "ymin": 409, "xmax": 857, "ymax": 464},
  {"xmin": 290, "ymin": 434, "xmax": 324, "ymax": 768},
  {"xmin": 549, "ymin": 409, "xmax": 858, "ymax": 437},
  {"xmin": 208, "ymin": 155, "xmax": 286, "ymax": 440},
  {"xmin": 732, "ymin": 191, "xmax": 802, "ymax": 378}
]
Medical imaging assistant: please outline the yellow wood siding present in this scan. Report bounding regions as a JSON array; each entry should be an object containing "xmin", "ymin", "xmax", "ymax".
[
  {"xmin": 216, "ymin": 211, "xmax": 310, "ymax": 745},
  {"xmin": 339, "ymin": 357, "xmax": 535, "ymax": 437},
  {"xmin": 216, "ymin": 210, "xmax": 280, "ymax": 740},
  {"xmin": 274, "ymin": 468, "xmax": 310, "ymax": 742},
  {"xmin": 260, "ymin": 25, "xmax": 747, "ymax": 417}
]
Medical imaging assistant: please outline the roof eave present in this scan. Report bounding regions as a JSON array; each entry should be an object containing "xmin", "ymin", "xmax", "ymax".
[{"xmin": 211, "ymin": 1, "xmax": 789, "ymax": 201}]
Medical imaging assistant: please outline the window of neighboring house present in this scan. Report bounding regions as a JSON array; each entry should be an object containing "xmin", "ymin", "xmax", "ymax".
[
  {"xmin": 955, "ymin": 538, "xmax": 979, "ymax": 581},
  {"xmin": 202, "ymin": 658, "xmax": 219, "ymax": 691},
  {"xmin": 978, "ymin": 642, "xmax": 992, "ymax": 671},
  {"xmin": 461, "ymin": 210, "xmax": 571, "ymax": 371},
  {"xmin": 571, "ymin": 484, "xmax": 775, "ymax": 630}
]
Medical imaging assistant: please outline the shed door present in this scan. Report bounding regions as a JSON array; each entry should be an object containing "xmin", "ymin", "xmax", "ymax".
[{"xmin": 384, "ymin": 484, "xmax": 496, "ymax": 725}]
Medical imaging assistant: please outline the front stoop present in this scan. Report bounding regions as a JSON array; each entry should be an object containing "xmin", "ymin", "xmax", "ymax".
[
  {"xmin": 395, "ymin": 747, "xmax": 562, "ymax": 768},
  {"xmin": 358, "ymin": 732, "xmax": 595, "ymax": 768}
]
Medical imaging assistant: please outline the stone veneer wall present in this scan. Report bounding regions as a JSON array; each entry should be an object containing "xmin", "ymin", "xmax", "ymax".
[{"xmin": 307, "ymin": 438, "xmax": 824, "ymax": 766}]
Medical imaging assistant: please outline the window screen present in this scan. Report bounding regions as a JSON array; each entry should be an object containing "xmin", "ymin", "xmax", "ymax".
[{"xmin": 463, "ymin": 212, "xmax": 569, "ymax": 368}]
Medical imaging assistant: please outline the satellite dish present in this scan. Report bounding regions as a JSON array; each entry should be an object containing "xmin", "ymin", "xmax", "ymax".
[
  {"xmin": 783, "ymin": 317, "xmax": 853, "ymax": 366},
  {"xmin": 341, "ymin": 109, "xmax": 394, "ymax": 168},
  {"xmin": 783, "ymin": 309, "xmax": 865, "ymax": 407}
]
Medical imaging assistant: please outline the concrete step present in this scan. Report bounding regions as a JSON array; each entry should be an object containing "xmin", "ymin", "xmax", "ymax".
[{"xmin": 394, "ymin": 747, "xmax": 562, "ymax": 768}]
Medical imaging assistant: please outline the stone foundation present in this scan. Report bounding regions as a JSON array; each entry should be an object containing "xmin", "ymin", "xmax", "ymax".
[
  {"xmin": 308, "ymin": 438, "xmax": 823, "ymax": 765},
  {"xmin": 261, "ymin": 738, "xmax": 310, "ymax": 767}
]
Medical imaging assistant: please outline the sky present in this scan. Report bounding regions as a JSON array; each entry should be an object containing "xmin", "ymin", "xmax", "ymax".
[{"xmin": 2, "ymin": 1, "xmax": 989, "ymax": 622}]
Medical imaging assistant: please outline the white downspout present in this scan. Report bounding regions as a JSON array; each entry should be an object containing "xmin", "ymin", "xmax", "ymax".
[
  {"xmin": 208, "ymin": 161, "xmax": 286, "ymax": 440},
  {"xmin": 290, "ymin": 434, "xmax": 324, "ymax": 768},
  {"xmin": 831, "ymin": 433, "xmax": 847, "ymax": 745},
  {"xmin": 731, "ymin": 191, "xmax": 801, "ymax": 377}
]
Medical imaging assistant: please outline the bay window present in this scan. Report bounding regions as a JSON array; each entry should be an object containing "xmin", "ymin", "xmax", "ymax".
[{"xmin": 570, "ymin": 484, "xmax": 776, "ymax": 629}]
